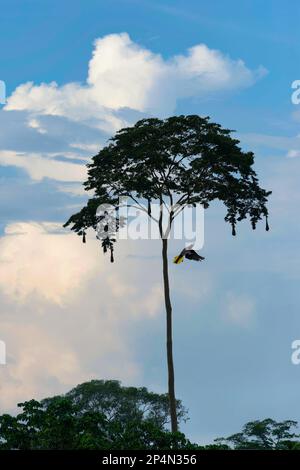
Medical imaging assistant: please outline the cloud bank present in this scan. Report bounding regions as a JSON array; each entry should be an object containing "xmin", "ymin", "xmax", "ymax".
[
  {"xmin": 5, "ymin": 33, "xmax": 265, "ymax": 126},
  {"xmin": 0, "ymin": 33, "xmax": 266, "ymax": 185},
  {"xmin": 0, "ymin": 222, "xmax": 164, "ymax": 409}
]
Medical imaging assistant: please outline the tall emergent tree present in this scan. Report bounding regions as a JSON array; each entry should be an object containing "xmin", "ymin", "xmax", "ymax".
[{"xmin": 64, "ymin": 115, "xmax": 270, "ymax": 432}]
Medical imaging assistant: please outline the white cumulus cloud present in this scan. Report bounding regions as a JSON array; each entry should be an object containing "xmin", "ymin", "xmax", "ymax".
[
  {"xmin": 0, "ymin": 150, "xmax": 86, "ymax": 182},
  {"xmin": 0, "ymin": 221, "xmax": 166, "ymax": 410},
  {"xmin": 0, "ymin": 33, "xmax": 266, "ymax": 185},
  {"xmin": 5, "ymin": 33, "xmax": 266, "ymax": 124}
]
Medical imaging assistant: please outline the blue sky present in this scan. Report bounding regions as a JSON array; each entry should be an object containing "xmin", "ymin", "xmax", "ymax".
[{"xmin": 0, "ymin": 0, "xmax": 300, "ymax": 443}]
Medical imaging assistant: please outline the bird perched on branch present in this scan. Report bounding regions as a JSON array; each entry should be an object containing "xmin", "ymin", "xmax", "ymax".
[{"xmin": 173, "ymin": 244, "xmax": 205, "ymax": 264}]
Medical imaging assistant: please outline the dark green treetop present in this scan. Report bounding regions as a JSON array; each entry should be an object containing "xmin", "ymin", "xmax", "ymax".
[
  {"xmin": 0, "ymin": 380, "xmax": 190, "ymax": 450},
  {"xmin": 216, "ymin": 418, "xmax": 300, "ymax": 450},
  {"xmin": 64, "ymin": 115, "xmax": 271, "ymax": 259}
]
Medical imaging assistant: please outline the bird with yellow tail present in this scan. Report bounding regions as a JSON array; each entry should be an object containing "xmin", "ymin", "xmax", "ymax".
[{"xmin": 173, "ymin": 244, "xmax": 205, "ymax": 264}]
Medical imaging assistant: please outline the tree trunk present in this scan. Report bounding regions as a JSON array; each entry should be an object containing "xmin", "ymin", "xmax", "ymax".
[{"xmin": 162, "ymin": 237, "xmax": 178, "ymax": 432}]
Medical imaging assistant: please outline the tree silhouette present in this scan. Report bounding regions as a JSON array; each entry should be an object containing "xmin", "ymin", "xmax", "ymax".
[
  {"xmin": 64, "ymin": 115, "xmax": 270, "ymax": 432},
  {"xmin": 217, "ymin": 418, "xmax": 300, "ymax": 449}
]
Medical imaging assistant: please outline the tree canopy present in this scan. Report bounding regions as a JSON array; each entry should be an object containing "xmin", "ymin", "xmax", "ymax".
[
  {"xmin": 61, "ymin": 379, "xmax": 187, "ymax": 428},
  {"xmin": 0, "ymin": 380, "xmax": 299, "ymax": 450},
  {"xmin": 64, "ymin": 115, "xmax": 271, "ymax": 257},
  {"xmin": 0, "ymin": 380, "xmax": 191, "ymax": 450},
  {"xmin": 216, "ymin": 418, "xmax": 300, "ymax": 450}
]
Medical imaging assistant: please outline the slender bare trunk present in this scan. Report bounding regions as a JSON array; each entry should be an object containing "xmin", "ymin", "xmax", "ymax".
[{"xmin": 162, "ymin": 237, "xmax": 178, "ymax": 432}]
